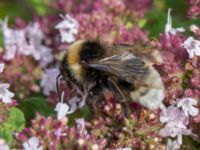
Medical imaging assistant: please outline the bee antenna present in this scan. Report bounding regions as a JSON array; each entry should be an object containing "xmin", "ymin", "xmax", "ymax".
[{"xmin": 56, "ymin": 73, "xmax": 62, "ymax": 100}]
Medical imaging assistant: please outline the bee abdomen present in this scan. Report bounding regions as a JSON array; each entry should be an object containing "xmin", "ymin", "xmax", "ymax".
[
  {"xmin": 130, "ymin": 66, "xmax": 165, "ymax": 110},
  {"xmin": 130, "ymin": 87, "xmax": 164, "ymax": 109}
]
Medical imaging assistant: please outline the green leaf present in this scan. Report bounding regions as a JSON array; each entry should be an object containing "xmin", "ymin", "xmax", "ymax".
[
  {"xmin": 0, "ymin": 107, "xmax": 25, "ymax": 145},
  {"xmin": 138, "ymin": 19, "xmax": 147, "ymax": 28},
  {"xmin": 27, "ymin": 0, "xmax": 49, "ymax": 16},
  {"xmin": 125, "ymin": 21, "xmax": 133, "ymax": 29},
  {"xmin": 68, "ymin": 106, "xmax": 92, "ymax": 126},
  {"xmin": 145, "ymin": 9, "xmax": 167, "ymax": 38},
  {"xmin": 0, "ymin": 0, "xmax": 32, "ymax": 22},
  {"xmin": 19, "ymin": 97, "xmax": 55, "ymax": 123},
  {"xmin": 165, "ymin": 0, "xmax": 188, "ymax": 18},
  {"xmin": 182, "ymin": 136, "xmax": 200, "ymax": 150},
  {"xmin": 0, "ymin": 31, "xmax": 4, "ymax": 47}
]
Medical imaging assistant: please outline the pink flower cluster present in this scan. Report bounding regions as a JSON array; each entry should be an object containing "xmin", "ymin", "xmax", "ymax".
[
  {"xmin": 187, "ymin": 0, "xmax": 200, "ymax": 18},
  {"xmin": 15, "ymin": 113, "xmax": 107, "ymax": 150}
]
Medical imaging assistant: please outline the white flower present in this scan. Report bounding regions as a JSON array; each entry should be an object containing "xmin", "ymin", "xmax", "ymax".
[
  {"xmin": 55, "ymin": 92, "xmax": 78, "ymax": 120},
  {"xmin": 0, "ymin": 144, "xmax": 9, "ymax": 150},
  {"xmin": 54, "ymin": 127, "xmax": 67, "ymax": 138},
  {"xmin": 0, "ymin": 18, "xmax": 19, "ymax": 60},
  {"xmin": 14, "ymin": 29, "xmax": 32, "ymax": 56},
  {"xmin": 177, "ymin": 97, "xmax": 199, "ymax": 116},
  {"xmin": 117, "ymin": 148, "xmax": 132, "ymax": 150},
  {"xmin": 55, "ymin": 14, "xmax": 79, "ymax": 43},
  {"xmin": 76, "ymin": 118, "xmax": 87, "ymax": 135},
  {"xmin": 160, "ymin": 105, "xmax": 188, "ymax": 125},
  {"xmin": 91, "ymin": 144, "xmax": 99, "ymax": 150},
  {"xmin": 25, "ymin": 23, "xmax": 54, "ymax": 67},
  {"xmin": 183, "ymin": 37, "xmax": 200, "ymax": 58},
  {"xmin": 55, "ymin": 102, "xmax": 70, "ymax": 120},
  {"xmin": 26, "ymin": 22, "xmax": 44, "ymax": 49},
  {"xmin": 190, "ymin": 24, "xmax": 199, "ymax": 33},
  {"xmin": 0, "ymin": 63, "xmax": 14, "ymax": 104},
  {"xmin": 159, "ymin": 121, "xmax": 191, "ymax": 137},
  {"xmin": 68, "ymin": 96, "xmax": 82, "ymax": 111},
  {"xmin": 166, "ymin": 138, "xmax": 181, "ymax": 150},
  {"xmin": 76, "ymin": 118, "xmax": 85, "ymax": 128},
  {"xmin": 23, "ymin": 137, "xmax": 43, "ymax": 150},
  {"xmin": 0, "ymin": 138, "xmax": 9, "ymax": 150},
  {"xmin": 0, "ymin": 19, "xmax": 53, "ymax": 66},
  {"xmin": 25, "ymin": 23, "xmax": 51, "ymax": 61},
  {"xmin": 165, "ymin": 8, "xmax": 185, "ymax": 35},
  {"xmin": 0, "ymin": 64, "xmax": 5, "ymax": 73},
  {"xmin": 40, "ymin": 68, "xmax": 59, "ymax": 96},
  {"xmin": 0, "ymin": 18, "xmax": 28, "ymax": 59},
  {"xmin": 159, "ymin": 105, "xmax": 191, "ymax": 138},
  {"xmin": 0, "ymin": 83, "xmax": 14, "ymax": 103},
  {"xmin": 37, "ymin": 45, "xmax": 54, "ymax": 67}
]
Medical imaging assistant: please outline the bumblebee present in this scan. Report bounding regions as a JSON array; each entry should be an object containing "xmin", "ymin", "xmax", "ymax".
[{"xmin": 58, "ymin": 40, "xmax": 164, "ymax": 114}]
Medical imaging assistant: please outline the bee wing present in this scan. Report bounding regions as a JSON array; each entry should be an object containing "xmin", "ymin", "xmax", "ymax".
[
  {"xmin": 88, "ymin": 52, "xmax": 151, "ymax": 87},
  {"xmin": 108, "ymin": 44, "xmax": 161, "ymax": 63}
]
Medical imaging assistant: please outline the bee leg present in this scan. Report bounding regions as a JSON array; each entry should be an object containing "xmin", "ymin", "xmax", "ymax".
[
  {"xmin": 86, "ymin": 90, "xmax": 107, "ymax": 116},
  {"xmin": 119, "ymin": 102, "xmax": 130, "ymax": 118},
  {"xmin": 107, "ymin": 78, "xmax": 130, "ymax": 118},
  {"xmin": 107, "ymin": 78, "xmax": 126, "ymax": 101},
  {"xmin": 85, "ymin": 92, "xmax": 98, "ymax": 114},
  {"xmin": 79, "ymin": 82, "xmax": 99, "ymax": 114}
]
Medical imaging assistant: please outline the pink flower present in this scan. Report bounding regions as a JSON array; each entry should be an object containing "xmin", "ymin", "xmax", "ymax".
[
  {"xmin": 190, "ymin": 69, "xmax": 200, "ymax": 88},
  {"xmin": 124, "ymin": 0, "xmax": 152, "ymax": 18},
  {"xmin": 117, "ymin": 26, "xmax": 149, "ymax": 44},
  {"xmin": 188, "ymin": 0, "xmax": 200, "ymax": 18},
  {"xmin": 159, "ymin": 9, "xmax": 187, "ymax": 71},
  {"xmin": 159, "ymin": 33, "xmax": 184, "ymax": 52},
  {"xmin": 158, "ymin": 33, "xmax": 187, "ymax": 74}
]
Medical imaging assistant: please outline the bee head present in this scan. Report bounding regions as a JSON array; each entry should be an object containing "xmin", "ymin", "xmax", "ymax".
[{"xmin": 61, "ymin": 40, "xmax": 105, "ymax": 83}]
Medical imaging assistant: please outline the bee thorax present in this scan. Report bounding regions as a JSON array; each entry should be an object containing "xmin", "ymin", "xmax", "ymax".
[{"xmin": 69, "ymin": 63, "xmax": 84, "ymax": 82}]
